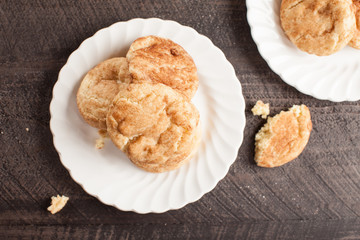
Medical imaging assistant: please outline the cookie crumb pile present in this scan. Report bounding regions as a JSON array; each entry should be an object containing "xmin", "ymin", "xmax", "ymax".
[{"xmin": 77, "ymin": 36, "xmax": 201, "ymax": 173}]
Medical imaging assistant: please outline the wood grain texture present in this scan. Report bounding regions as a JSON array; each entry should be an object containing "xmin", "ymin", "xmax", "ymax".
[
  {"xmin": 1, "ymin": 220, "xmax": 360, "ymax": 240},
  {"xmin": 1, "ymin": 0, "xmax": 360, "ymax": 239}
]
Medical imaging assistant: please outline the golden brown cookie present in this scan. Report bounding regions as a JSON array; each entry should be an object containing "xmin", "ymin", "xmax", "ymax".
[
  {"xmin": 126, "ymin": 35, "xmax": 198, "ymax": 100},
  {"xmin": 106, "ymin": 83, "xmax": 201, "ymax": 173},
  {"xmin": 349, "ymin": 0, "xmax": 360, "ymax": 49},
  {"xmin": 255, "ymin": 105, "xmax": 312, "ymax": 168},
  {"xmin": 280, "ymin": 0, "xmax": 356, "ymax": 56},
  {"xmin": 77, "ymin": 57, "xmax": 131, "ymax": 129}
]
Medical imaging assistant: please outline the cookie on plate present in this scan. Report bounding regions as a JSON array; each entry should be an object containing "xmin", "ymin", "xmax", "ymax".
[
  {"xmin": 255, "ymin": 105, "xmax": 312, "ymax": 168},
  {"xmin": 126, "ymin": 35, "xmax": 198, "ymax": 100},
  {"xmin": 349, "ymin": 0, "xmax": 360, "ymax": 49},
  {"xmin": 280, "ymin": 0, "xmax": 356, "ymax": 56},
  {"xmin": 77, "ymin": 57, "xmax": 131, "ymax": 129},
  {"xmin": 106, "ymin": 83, "xmax": 201, "ymax": 173}
]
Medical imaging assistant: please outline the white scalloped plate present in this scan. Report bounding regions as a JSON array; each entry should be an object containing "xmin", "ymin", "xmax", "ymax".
[
  {"xmin": 247, "ymin": 0, "xmax": 360, "ymax": 102},
  {"xmin": 49, "ymin": 18, "xmax": 245, "ymax": 213}
]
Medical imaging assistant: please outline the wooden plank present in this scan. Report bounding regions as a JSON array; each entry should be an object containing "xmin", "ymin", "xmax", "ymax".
[{"xmin": 1, "ymin": 220, "xmax": 360, "ymax": 240}]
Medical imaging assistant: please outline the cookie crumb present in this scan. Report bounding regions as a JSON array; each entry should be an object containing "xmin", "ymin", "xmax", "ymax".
[
  {"xmin": 95, "ymin": 138, "xmax": 105, "ymax": 149},
  {"xmin": 47, "ymin": 195, "xmax": 69, "ymax": 214},
  {"xmin": 251, "ymin": 100, "xmax": 270, "ymax": 119},
  {"xmin": 25, "ymin": 128, "xmax": 29, "ymax": 132},
  {"xmin": 98, "ymin": 129, "xmax": 107, "ymax": 138},
  {"xmin": 95, "ymin": 130, "xmax": 108, "ymax": 149}
]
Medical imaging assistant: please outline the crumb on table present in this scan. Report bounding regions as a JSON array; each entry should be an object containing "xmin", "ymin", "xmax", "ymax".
[
  {"xmin": 251, "ymin": 100, "xmax": 270, "ymax": 119},
  {"xmin": 47, "ymin": 195, "xmax": 69, "ymax": 214}
]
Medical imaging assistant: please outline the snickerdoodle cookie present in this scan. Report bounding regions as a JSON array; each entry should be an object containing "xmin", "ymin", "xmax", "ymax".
[
  {"xmin": 77, "ymin": 57, "xmax": 131, "ymax": 129},
  {"xmin": 280, "ymin": 0, "xmax": 356, "ymax": 56},
  {"xmin": 255, "ymin": 105, "xmax": 312, "ymax": 168},
  {"xmin": 349, "ymin": 0, "xmax": 360, "ymax": 49},
  {"xmin": 106, "ymin": 83, "xmax": 201, "ymax": 173},
  {"xmin": 126, "ymin": 35, "xmax": 198, "ymax": 100}
]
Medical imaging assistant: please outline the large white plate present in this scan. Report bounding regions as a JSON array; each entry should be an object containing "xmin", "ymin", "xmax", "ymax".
[
  {"xmin": 50, "ymin": 18, "xmax": 245, "ymax": 213},
  {"xmin": 247, "ymin": 0, "xmax": 360, "ymax": 102}
]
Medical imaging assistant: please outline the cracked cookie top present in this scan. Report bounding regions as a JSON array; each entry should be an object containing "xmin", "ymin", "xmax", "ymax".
[
  {"xmin": 280, "ymin": 0, "xmax": 356, "ymax": 56},
  {"xmin": 126, "ymin": 35, "xmax": 198, "ymax": 100},
  {"xmin": 77, "ymin": 57, "xmax": 131, "ymax": 129},
  {"xmin": 106, "ymin": 83, "xmax": 201, "ymax": 172}
]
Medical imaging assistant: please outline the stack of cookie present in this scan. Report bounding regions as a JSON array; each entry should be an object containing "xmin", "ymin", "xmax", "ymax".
[
  {"xmin": 280, "ymin": 0, "xmax": 360, "ymax": 56},
  {"xmin": 77, "ymin": 36, "xmax": 201, "ymax": 173}
]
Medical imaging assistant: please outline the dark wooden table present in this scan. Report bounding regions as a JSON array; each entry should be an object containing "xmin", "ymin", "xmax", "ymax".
[{"xmin": 1, "ymin": 0, "xmax": 360, "ymax": 239}]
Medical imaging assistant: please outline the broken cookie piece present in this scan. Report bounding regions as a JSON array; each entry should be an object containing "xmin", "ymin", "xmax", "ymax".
[
  {"xmin": 251, "ymin": 100, "xmax": 270, "ymax": 119},
  {"xmin": 255, "ymin": 105, "xmax": 312, "ymax": 168},
  {"xmin": 47, "ymin": 195, "xmax": 69, "ymax": 214}
]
